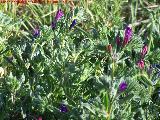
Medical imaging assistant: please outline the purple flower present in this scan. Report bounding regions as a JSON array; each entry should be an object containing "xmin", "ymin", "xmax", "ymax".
[
  {"xmin": 59, "ymin": 104, "xmax": 68, "ymax": 113},
  {"xmin": 50, "ymin": 9, "xmax": 64, "ymax": 30},
  {"xmin": 55, "ymin": 9, "xmax": 64, "ymax": 21},
  {"xmin": 123, "ymin": 26, "xmax": 132, "ymax": 47},
  {"xmin": 119, "ymin": 81, "xmax": 127, "ymax": 92},
  {"xmin": 33, "ymin": 28, "xmax": 40, "ymax": 38},
  {"xmin": 69, "ymin": 19, "xmax": 77, "ymax": 30}
]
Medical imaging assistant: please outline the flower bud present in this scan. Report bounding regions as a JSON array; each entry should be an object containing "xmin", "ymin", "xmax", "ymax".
[
  {"xmin": 137, "ymin": 59, "xmax": 145, "ymax": 69},
  {"xmin": 141, "ymin": 45, "xmax": 148, "ymax": 57},
  {"xmin": 106, "ymin": 44, "xmax": 112, "ymax": 53},
  {"xmin": 69, "ymin": 19, "xmax": 77, "ymax": 30}
]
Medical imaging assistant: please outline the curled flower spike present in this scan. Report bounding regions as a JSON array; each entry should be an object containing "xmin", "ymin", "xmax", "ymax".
[
  {"xmin": 69, "ymin": 19, "xmax": 77, "ymax": 30},
  {"xmin": 141, "ymin": 45, "xmax": 148, "ymax": 57},
  {"xmin": 55, "ymin": 9, "xmax": 64, "ymax": 21},
  {"xmin": 123, "ymin": 25, "xmax": 132, "ymax": 47},
  {"xmin": 33, "ymin": 28, "xmax": 40, "ymax": 38},
  {"xmin": 137, "ymin": 59, "xmax": 145, "ymax": 69},
  {"xmin": 59, "ymin": 104, "xmax": 68, "ymax": 113},
  {"xmin": 119, "ymin": 81, "xmax": 127, "ymax": 92}
]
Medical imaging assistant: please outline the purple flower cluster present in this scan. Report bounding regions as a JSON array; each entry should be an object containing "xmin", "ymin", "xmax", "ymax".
[
  {"xmin": 55, "ymin": 9, "xmax": 64, "ymax": 21},
  {"xmin": 115, "ymin": 25, "xmax": 132, "ymax": 48},
  {"xmin": 51, "ymin": 9, "xmax": 64, "ymax": 30},
  {"xmin": 59, "ymin": 104, "xmax": 68, "ymax": 113},
  {"xmin": 51, "ymin": 9, "xmax": 77, "ymax": 30},
  {"xmin": 123, "ymin": 26, "xmax": 132, "ymax": 46},
  {"xmin": 119, "ymin": 81, "xmax": 128, "ymax": 92},
  {"xmin": 136, "ymin": 44, "xmax": 148, "ymax": 69}
]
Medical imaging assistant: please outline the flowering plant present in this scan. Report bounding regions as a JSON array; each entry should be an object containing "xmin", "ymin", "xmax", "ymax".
[{"xmin": 0, "ymin": 1, "xmax": 160, "ymax": 120}]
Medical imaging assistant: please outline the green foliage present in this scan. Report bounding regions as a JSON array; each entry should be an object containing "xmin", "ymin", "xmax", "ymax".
[{"xmin": 0, "ymin": 0, "xmax": 160, "ymax": 119}]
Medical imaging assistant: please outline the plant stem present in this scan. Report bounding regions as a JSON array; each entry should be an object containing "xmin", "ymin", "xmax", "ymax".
[
  {"xmin": 107, "ymin": 58, "xmax": 115, "ymax": 120},
  {"xmin": 107, "ymin": 105, "xmax": 112, "ymax": 120},
  {"xmin": 107, "ymin": 92, "xmax": 118, "ymax": 120}
]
